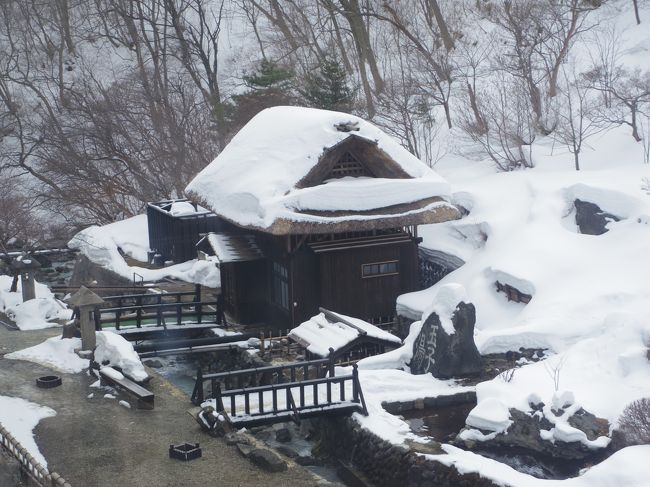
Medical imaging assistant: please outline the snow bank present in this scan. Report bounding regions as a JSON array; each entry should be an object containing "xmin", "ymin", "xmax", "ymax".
[
  {"xmin": 358, "ymin": 320, "xmax": 422, "ymax": 371},
  {"xmin": 6, "ymin": 337, "xmax": 89, "ymax": 373},
  {"xmin": 0, "ymin": 275, "xmax": 71, "ymax": 330},
  {"xmin": 95, "ymin": 331, "xmax": 148, "ymax": 382},
  {"xmin": 465, "ymin": 397, "xmax": 512, "ymax": 433},
  {"xmin": 433, "ymin": 444, "xmax": 650, "ymax": 487},
  {"xmin": 0, "ymin": 396, "xmax": 56, "ymax": 467},
  {"xmin": 68, "ymin": 216, "xmax": 220, "ymax": 287}
]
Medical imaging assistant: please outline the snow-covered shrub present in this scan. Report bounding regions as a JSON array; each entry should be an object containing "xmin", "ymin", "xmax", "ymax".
[{"xmin": 616, "ymin": 398, "xmax": 650, "ymax": 446}]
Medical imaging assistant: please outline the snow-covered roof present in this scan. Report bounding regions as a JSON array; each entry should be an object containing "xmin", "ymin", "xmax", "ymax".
[
  {"xmin": 186, "ymin": 106, "xmax": 459, "ymax": 234},
  {"xmin": 288, "ymin": 311, "xmax": 401, "ymax": 357},
  {"xmin": 198, "ymin": 232, "xmax": 264, "ymax": 263}
]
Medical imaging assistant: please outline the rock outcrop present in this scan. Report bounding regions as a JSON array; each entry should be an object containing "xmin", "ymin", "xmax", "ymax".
[
  {"xmin": 410, "ymin": 301, "xmax": 483, "ymax": 378},
  {"xmin": 456, "ymin": 400, "xmax": 610, "ymax": 461},
  {"xmin": 574, "ymin": 199, "xmax": 620, "ymax": 235}
]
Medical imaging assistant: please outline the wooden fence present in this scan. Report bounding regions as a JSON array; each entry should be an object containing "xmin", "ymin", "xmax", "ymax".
[
  {"xmin": 191, "ymin": 357, "xmax": 333, "ymax": 405},
  {"xmin": 213, "ymin": 365, "xmax": 368, "ymax": 428},
  {"xmin": 96, "ymin": 289, "xmax": 224, "ymax": 330},
  {"xmin": 0, "ymin": 423, "xmax": 72, "ymax": 487}
]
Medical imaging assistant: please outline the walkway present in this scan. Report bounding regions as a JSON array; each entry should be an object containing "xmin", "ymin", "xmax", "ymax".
[{"xmin": 0, "ymin": 326, "xmax": 319, "ymax": 487}]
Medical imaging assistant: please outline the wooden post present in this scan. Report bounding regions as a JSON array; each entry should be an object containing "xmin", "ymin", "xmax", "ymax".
[
  {"xmin": 64, "ymin": 287, "xmax": 104, "ymax": 351},
  {"xmin": 11, "ymin": 255, "xmax": 40, "ymax": 302},
  {"xmin": 193, "ymin": 368, "xmax": 204, "ymax": 405},
  {"xmin": 328, "ymin": 347, "xmax": 336, "ymax": 377}
]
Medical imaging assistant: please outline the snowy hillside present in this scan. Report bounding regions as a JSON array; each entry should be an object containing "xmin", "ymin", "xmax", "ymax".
[{"xmin": 383, "ymin": 4, "xmax": 650, "ymax": 483}]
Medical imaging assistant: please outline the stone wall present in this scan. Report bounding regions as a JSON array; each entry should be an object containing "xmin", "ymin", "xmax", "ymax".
[{"xmin": 314, "ymin": 416, "xmax": 499, "ymax": 487}]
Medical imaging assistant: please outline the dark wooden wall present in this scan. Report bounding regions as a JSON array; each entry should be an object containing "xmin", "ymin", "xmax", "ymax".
[
  {"xmin": 316, "ymin": 240, "xmax": 419, "ymax": 322},
  {"xmin": 222, "ymin": 260, "xmax": 267, "ymax": 324},
  {"xmin": 226, "ymin": 231, "xmax": 420, "ymax": 328},
  {"xmin": 147, "ymin": 203, "xmax": 223, "ymax": 263}
]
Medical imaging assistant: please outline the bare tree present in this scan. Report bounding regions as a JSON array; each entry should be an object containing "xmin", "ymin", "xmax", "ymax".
[
  {"xmin": 587, "ymin": 66, "xmax": 650, "ymax": 141},
  {"xmin": 555, "ymin": 66, "xmax": 606, "ymax": 170},
  {"xmin": 617, "ymin": 398, "xmax": 650, "ymax": 445},
  {"xmin": 640, "ymin": 113, "xmax": 650, "ymax": 163},
  {"xmin": 460, "ymin": 73, "xmax": 536, "ymax": 171}
]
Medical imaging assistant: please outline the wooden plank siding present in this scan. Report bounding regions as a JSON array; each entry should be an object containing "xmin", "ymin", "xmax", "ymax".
[
  {"xmin": 219, "ymin": 227, "xmax": 420, "ymax": 329},
  {"xmin": 317, "ymin": 239, "xmax": 418, "ymax": 323}
]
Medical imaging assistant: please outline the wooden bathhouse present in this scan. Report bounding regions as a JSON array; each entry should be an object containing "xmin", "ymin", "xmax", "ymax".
[
  {"xmin": 186, "ymin": 107, "xmax": 460, "ymax": 328},
  {"xmin": 288, "ymin": 308, "xmax": 402, "ymax": 363}
]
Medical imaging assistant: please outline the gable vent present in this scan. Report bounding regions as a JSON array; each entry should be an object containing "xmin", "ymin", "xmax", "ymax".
[{"xmin": 329, "ymin": 152, "xmax": 370, "ymax": 178}]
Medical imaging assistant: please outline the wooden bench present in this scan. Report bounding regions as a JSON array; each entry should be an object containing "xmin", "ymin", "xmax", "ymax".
[{"xmin": 99, "ymin": 367, "xmax": 154, "ymax": 410}]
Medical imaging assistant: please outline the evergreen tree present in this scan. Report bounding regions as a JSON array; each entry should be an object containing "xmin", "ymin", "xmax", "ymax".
[
  {"xmin": 302, "ymin": 58, "xmax": 355, "ymax": 112},
  {"xmin": 226, "ymin": 60, "xmax": 297, "ymax": 133}
]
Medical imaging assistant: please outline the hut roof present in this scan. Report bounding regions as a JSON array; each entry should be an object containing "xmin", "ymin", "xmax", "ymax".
[
  {"xmin": 288, "ymin": 310, "xmax": 401, "ymax": 358},
  {"xmin": 65, "ymin": 286, "xmax": 105, "ymax": 307},
  {"xmin": 185, "ymin": 106, "xmax": 460, "ymax": 234},
  {"xmin": 11, "ymin": 254, "xmax": 41, "ymax": 271}
]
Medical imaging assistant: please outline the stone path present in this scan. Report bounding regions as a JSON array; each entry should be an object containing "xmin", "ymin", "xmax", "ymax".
[{"xmin": 0, "ymin": 325, "xmax": 319, "ymax": 487}]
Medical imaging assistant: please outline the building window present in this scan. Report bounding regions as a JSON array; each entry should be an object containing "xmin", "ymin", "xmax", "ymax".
[
  {"xmin": 272, "ymin": 261, "xmax": 289, "ymax": 310},
  {"xmin": 329, "ymin": 152, "xmax": 370, "ymax": 179},
  {"xmin": 362, "ymin": 260, "xmax": 399, "ymax": 278}
]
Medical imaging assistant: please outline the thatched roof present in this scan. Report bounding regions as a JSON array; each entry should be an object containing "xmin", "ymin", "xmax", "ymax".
[{"xmin": 186, "ymin": 106, "xmax": 460, "ymax": 235}]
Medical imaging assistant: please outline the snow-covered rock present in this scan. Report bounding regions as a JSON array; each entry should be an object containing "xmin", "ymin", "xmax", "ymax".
[
  {"xmin": 94, "ymin": 331, "xmax": 148, "ymax": 383},
  {"xmin": 465, "ymin": 398, "xmax": 512, "ymax": 434}
]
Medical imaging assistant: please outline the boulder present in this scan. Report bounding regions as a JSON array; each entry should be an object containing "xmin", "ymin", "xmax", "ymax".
[
  {"xmin": 410, "ymin": 302, "xmax": 482, "ymax": 378},
  {"xmin": 247, "ymin": 448, "xmax": 288, "ymax": 472},
  {"xmin": 275, "ymin": 427, "xmax": 291, "ymax": 443},
  {"xmin": 143, "ymin": 359, "xmax": 163, "ymax": 369},
  {"xmin": 456, "ymin": 406, "xmax": 610, "ymax": 460},
  {"xmin": 574, "ymin": 199, "xmax": 620, "ymax": 235}
]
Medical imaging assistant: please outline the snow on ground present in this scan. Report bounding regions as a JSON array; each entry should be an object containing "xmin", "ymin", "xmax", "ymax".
[
  {"xmin": 432, "ymin": 444, "xmax": 650, "ymax": 487},
  {"xmin": 6, "ymin": 331, "xmax": 146, "ymax": 379},
  {"xmin": 0, "ymin": 396, "xmax": 56, "ymax": 467},
  {"xmin": 6, "ymin": 337, "xmax": 89, "ymax": 373},
  {"xmin": 68, "ymin": 214, "xmax": 220, "ymax": 287},
  {"xmin": 357, "ymin": 320, "xmax": 423, "ymax": 371},
  {"xmin": 397, "ymin": 160, "xmax": 650, "ymax": 427},
  {"xmin": 0, "ymin": 275, "xmax": 72, "ymax": 330}
]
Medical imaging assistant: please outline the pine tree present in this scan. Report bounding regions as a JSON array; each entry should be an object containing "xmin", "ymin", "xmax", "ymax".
[
  {"xmin": 226, "ymin": 60, "xmax": 297, "ymax": 133},
  {"xmin": 302, "ymin": 58, "xmax": 355, "ymax": 112}
]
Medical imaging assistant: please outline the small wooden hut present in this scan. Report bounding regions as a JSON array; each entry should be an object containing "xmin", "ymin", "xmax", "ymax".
[
  {"xmin": 289, "ymin": 308, "xmax": 402, "ymax": 362},
  {"xmin": 186, "ymin": 107, "xmax": 461, "ymax": 327}
]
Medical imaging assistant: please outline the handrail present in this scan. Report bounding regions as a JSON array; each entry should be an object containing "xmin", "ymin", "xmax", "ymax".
[
  {"xmin": 192, "ymin": 356, "xmax": 334, "ymax": 405},
  {"xmin": 0, "ymin": 422, "xmax": 73, "ymax": 487},
  {"xmin": 101, "ymin": 300, "xmax": 218, "ymax": 313},
  {"xmin": 213, "ymin": 367, "xmax": 368, "ymax": 421},
  {"xmin": 101, "ymin": 290, "xmax": 198, "ymax": 301},
  {"xmin": 201, "ymin": 358, "xmax": 330, "ymax": 380},
  {"xmin": 219, "ymin": 374, "xmax": 351, "ymax": 397}
]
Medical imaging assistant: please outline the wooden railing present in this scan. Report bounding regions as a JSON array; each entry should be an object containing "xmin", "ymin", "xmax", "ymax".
[
  {"xmin": 0, "ymin": 423, "xmax": 72, "ymax": 487},
  {"xmin": 215, "ymin": 364, "xmax": 368, "ymax": 423},
  {"xmin": 101, "ymin": 286, "xmax": 201, "ymax": 308},
  {"xmin": 259, "ymin": 329, "xmax": 304, "ymax": 358},
  {"xmin": 191, "ymin": 356, "xmax": 334, "ymax": 405},
  {"xmin": 97, "ymin": 295, "xmax": 224, "ymax": 330}
]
